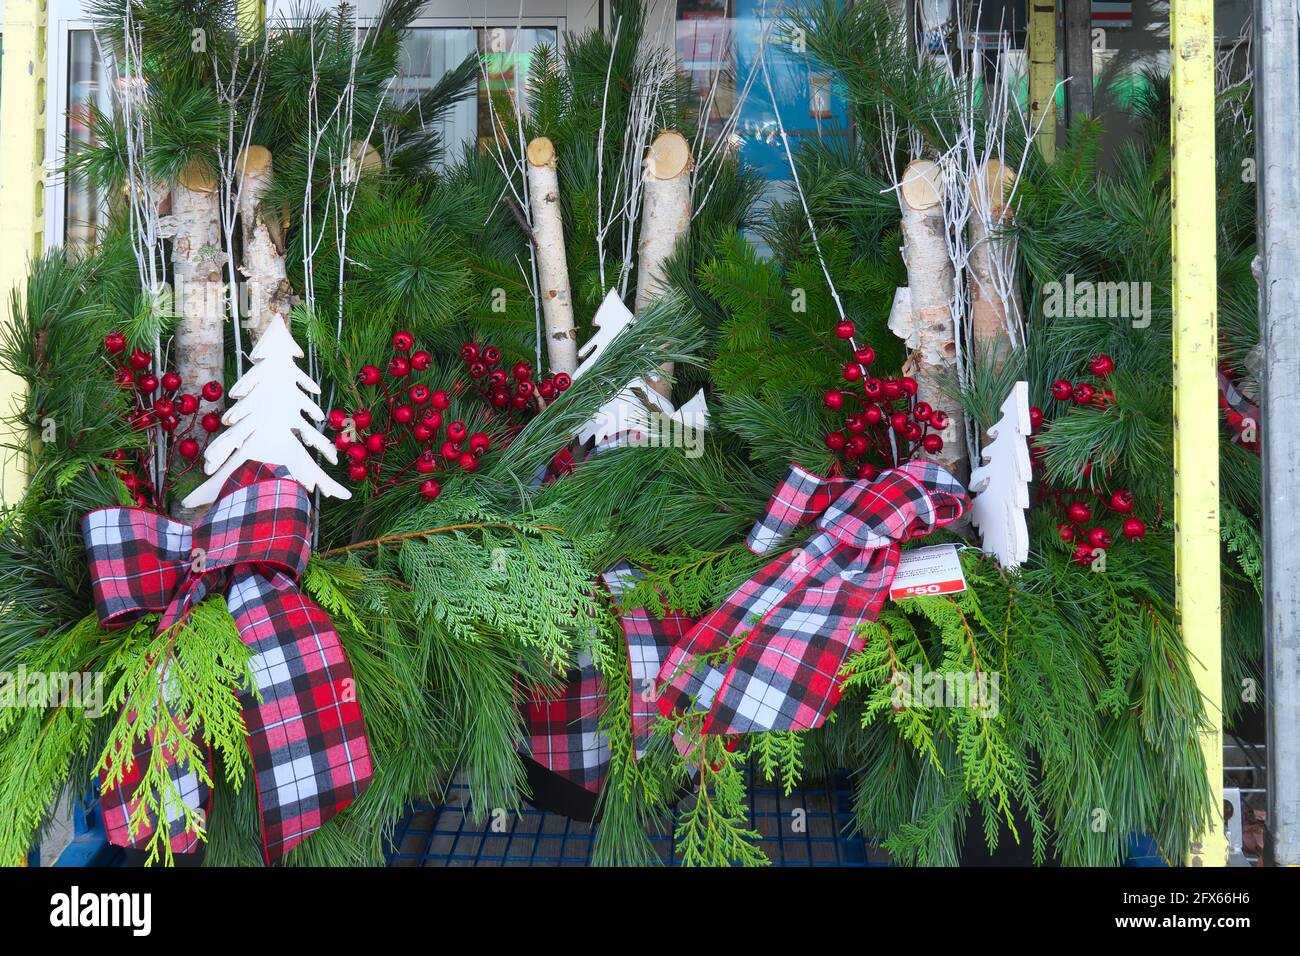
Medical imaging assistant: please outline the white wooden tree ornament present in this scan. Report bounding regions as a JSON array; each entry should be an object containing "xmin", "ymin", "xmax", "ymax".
[
  {"xmin": 968, "ymin": 381, "xmax": 1032, "ymax": 568},
  {"xmin": 181, "ymin": 314, "xmax": 351, "ymax": 508}
]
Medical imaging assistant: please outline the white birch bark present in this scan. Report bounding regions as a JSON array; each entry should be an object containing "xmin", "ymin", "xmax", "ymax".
[
  {"xmin": 526, "ymin": 136, "xmax": 578, "ymax": 375},
  {"xmin": 966, "ymin": 159, "xmax": 1022, "ymax": 369},
  {"xmin": 236, "ymin": 145, "xmax": 294, "ymax": 343},
  {"xmin": 897, "ymin": 159, "xmax": 967, "ymax": 478},
  {"xmin": 635, "ymin": 131, "xmax": 693, "ymax": 400}
]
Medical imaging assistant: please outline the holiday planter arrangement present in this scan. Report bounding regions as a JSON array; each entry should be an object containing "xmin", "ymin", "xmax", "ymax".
[{"xmin": 0, "ymin": 0, "xmax": 1261, "ymax": 867}]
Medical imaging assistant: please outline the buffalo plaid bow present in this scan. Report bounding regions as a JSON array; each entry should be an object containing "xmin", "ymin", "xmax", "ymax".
[
  {"xmin": 82, "ymin": 461, "xmax": 372, "ymax": 863},
  {"xmin": 655, "ymin": 459, "xmax": 969, "ymax": 736}
]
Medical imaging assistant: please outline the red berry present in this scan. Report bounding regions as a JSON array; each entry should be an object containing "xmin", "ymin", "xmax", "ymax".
[
  {"xmin": 516, "ymin": 380, "xmax": 535, "ymax": 398},
  {"xmin": 1089, "ymin": 354, "xmax": 1115, "ymax": 378},
  {"xmin": 468, "ymin": 362, "xmax": 488, "ymax": 379},
  {"xmin": 447, "ymin": 421, "xmax": 468, "ymax": 443},
  {"xmin": 334, "ymin": 432, "xmax": 352, "ymax": 451},
  {"xmin": 394, "ymin": 404, "xmax": 415, "ymax": 424},
  {"xmin": 411, "ymin": 350, "xmax": 432, "ymax": 371},
  {"xmin": 488, "ymin": 368, "xmax": 509, "ymax": 389},
  {"xmin": 857, "ymin": 463, "xmax": 880, "ymax": 481},
  {"xmin": 490, "ymin": 389, "xmax": 510, "ymax": 408},
  {"xmin": 129, "ymin": 349, "xmax": 152, "ymax": 371},
  {"xmin": 346, "ymin": 444, "xmax": 368, "ymax": 464},
  {"xmin": 511, "ymin": 393, "xmax": 530, "ymax": 410},
  {"xmin": 153, "ymin": 398, "xmax": 174, "ymax": 417},
  {"xmin": 825, "ymin": 431, "xmax": 846, "ymax": 452},
  {"xmin": 137, "ymin": 374, "xmax": 159, "ymax": 394},
  {"xmin": 158, "ymin": 414, "xmax": 179, "ymax": 433},
  {"xmin": 1051, "ymin": 379, "xmax": 1074, "ymax": 401},
  {"xmin": 328, "ymin": 409, "xmax": 348, "ymax": 431},
  {"xmin": 161, "ymin": 371, "xmax": 182, "ymax": 392},
  {"xmin": 416, "ymin": 451, "xmax": 437, "ymax": 473},
  {"xmin": 459, "ymin": 343, "xmax": 479, "ymax": 363},
  {"xmin": 1108, "ymin": 489, "xmax": 1134, "ymax": 513},
  {"xmin": 882, "ymin": 379, "xmax": 902, "ymax": 401},
  {"xmin": 538, "ymin": 380, "xmax": 557, "ymax": 401},
  {"xmin": 553, "ymin": 373, "xmax": 572, "ymax": 392},
  {"xmin": 459, "ymin": 452, "xmax": 480, "ymax": 472},
  {"xmin": 513, "ymin": 362, "xmax": 532, "ymax": 381},
  {"xmin": 1066, "ymin": 501, "xmax": 1093, "ymax": 524},
  {"xmin": 201, "ymin": 412, "xmax": 222, "ymax": 433},
  {"xmin": 419, "ymin": 479, "xmax": 442, "ymax": 501},
  {"xmin": 359, "ymin": 365, "xmax": 382, "ymax": 386},
  {"xmin": 899, "ymin": 377, "xmax": 918, "ymax": 398},
  {"xmin": 105, "ymin": 331, "xmax": 127, "ymax": 354},
  {"xmin": 469, "ymin": 432, "xmax": 490, "ymax": 455},
  {"xmin": 392, "ymin": 330, "xmax": 414, "ymax": 353},
  {"xmin": 1087, "ymin": 527, "xmax": 1113, "ymax": 549},
  {"xmin": 482, "ymin": 346, "xmax": 501, "ymax": 366},
  {"xmin": 823, "ymin": 390, "xmax": 845, "ymax": 411},
  {"xmin": 1057, "ymin": 522, "xmax": 1076, "ymax": 543},
  {"xmin": 413, "ymin": 424, "xmax": 433, "ymax": 442},
  {"xmin": 1072, "ymin": 383, "xmax": 1096, "ymax": 405},
  {"xmin": 842, "ymin": 362, "xmax": 863, "ymax": 383},
  {"xmin": 1226, "ymin": 409, "xmax": 1244, "ymax": 429},
  {"xmin": 421, "ymin": 409, "xmax": 442, "ymax": 429},
  {"xmin": 835, "ymin": 320, "xmax": 856, "ymax": 339},
  {"xmin": 854, "ymin": 346, "xmax": 875, "ymax": 366},
  {"xmin": 1121, "ymin": 517, "xmax": 1147, "ymax": 541},
  {"xmin": 201, "ymin": 381, "xmax": 223, "ymax": 403},
  {"xmin": 440, "ymin": 441, "xmax": 461, "ymax": 461},
  {"xmin": 1029, "ymin": 406, "xmax": 1044, "ymax": 431},
  {"xmin": 107, "ymin": 449, "xmax": 127, "ymax": 462},
  {"xmin": 409, "ymin": 384, "xmax": 430, "ymax": 405},
  {"xmin": 864, "ymin": 404, "xmax": 883, "ymax": 425},
  {"xmin": 845, "ymin": 414, "xmax": 866, "ymax": 435},
  {"xmin": 178, "ymin": 438, "xmax": 200, "ymax": 460},
  {"xmin": 389, "ymin": 356, "xmax": 411, "ymax": 378},
  {"xmin": 114, "ymin": 368, "xmax": 135, "ymax": 388},
  {"xmin": 847, "ymin": 435, "xmax": 869, "ymax": 457},
  {"xmin": 348, "ymin": 463, "xmax": 369, "ymax": 482},
  {"xmin": 889, "ymin": 412, "xmax": 910, "ymax": 433},
  {"xmin": 921, "ymin": 433, "xmax": 944, "ymax": 453},
  {"xmin": 929, "ymin": 410, "xmax": 949, "ymax": 430},
  {"xmin": 863, "ymin": 378, "xmax": 884, "ymax": 401},
  {"xmin": 353, "ymin": 408, "xmax": 373, "ymax": 430},
  {"xmin": 177, "ymin": 393, "xmax": 199, "ymax": 415},
  {"xmin": 904, "ymin": 422, "xmax": 923, "ymax": 442},
  {"xmin": 426, "ymin": 390, "xmax": 447, "ymax": 412},
  {"xmin": 1072, "ymin": 544, "xmax": 1096, "ymax": 567},
  {"xmin": 365, "ymin": 432, "xmax": 387, "ymax": 454},
  {"xmin": 912, "ymin": 401, "xmax": 933, "ymax": 422}
]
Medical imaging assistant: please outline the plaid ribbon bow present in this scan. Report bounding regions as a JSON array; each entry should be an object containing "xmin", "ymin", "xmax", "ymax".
[
  {"xmin": 82, "ymin": 461, "xmax": 372, "ymax": 863},
  {"xmin": 655, "ymin": 459, "xmax": 969, "ymax": 736}
]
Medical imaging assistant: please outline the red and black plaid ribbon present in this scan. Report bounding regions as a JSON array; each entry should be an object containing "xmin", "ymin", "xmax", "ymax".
[
  {"xmin": 82, "ymin": 461, "xmax": 372, "ymax": 863},
  {"xmin": 656, "ymin": 459, "xmax": 969, "ymax": 735},
  {"xmin": 1218, "ymin": 369, "xmax": 1261, "ymax": 454}
]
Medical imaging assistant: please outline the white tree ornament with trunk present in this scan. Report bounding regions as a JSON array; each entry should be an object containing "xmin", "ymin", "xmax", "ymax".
[
  {"xmin": 526, "ymin": 136, "xmax": 579, "ymax": 375},
  {"xmin": 181, "ymin": 314, "xmax": 350, "ymax": 509},
  {"xmin": 635, "ymin": 131, "xmax": 693, "ymax": 399},
  {"xmin": 968, "ymin": 381, "xmax": 1033, "ymax": 568}
]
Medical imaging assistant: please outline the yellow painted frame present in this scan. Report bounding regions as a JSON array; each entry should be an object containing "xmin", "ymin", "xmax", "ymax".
[
  {"xmin": 1170, "ymin": 0, "xmax": 1225, "ymax": 866},
  {"xmin": 1028, "ymin": 1, "xmax": 1057, "ymax": 161}
]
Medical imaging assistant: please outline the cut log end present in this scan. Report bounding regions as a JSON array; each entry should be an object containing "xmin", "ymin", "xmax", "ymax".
[
  {"xmin": 646, "ymin": 131, "xmax": 692, "ymax": 181},
  {"xmin": 177, "ymin": 160, "xmax": 218, "ymax": 194},
  {"xmin": 237, "ymin": 144, "xmax": 273, "ymax": 178},
  {"xmin": 527, "ymin": 136, "xmax": 557, "ymax": 168},
  {"xmin": 900, "ymin": 159, "xmax": 942, "ymax": 210},
  {"xmin": 969, "ymin": 158, "xmax": 1017, "ymax": 219}
]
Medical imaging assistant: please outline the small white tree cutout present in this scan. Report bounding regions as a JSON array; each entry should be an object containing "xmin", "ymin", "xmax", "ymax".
[
  {"xmin": 181, "ymin": 314, "xmax": 350, "ymax": 508},
  {"xmin": 969, "ymin": 380, "xmax": 1032, "ymax": 568}
]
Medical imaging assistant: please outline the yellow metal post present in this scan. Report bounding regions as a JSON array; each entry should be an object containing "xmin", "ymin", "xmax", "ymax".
[
  {"xmin": 1028, "ymin": 2, "xmax": 1057, "ymax": 161},
  {"xmin": 0, "ymin": 0, "xmax": 49, "ymax": 507},
  {"xmin": 1170, "ymin": 0, "xmax": 1225, "ymax": 867}
]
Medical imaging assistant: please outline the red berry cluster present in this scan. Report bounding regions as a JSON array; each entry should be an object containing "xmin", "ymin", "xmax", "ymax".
[
  {"xmin": 101, "ymin": 330, "xmax": 222, "ymax": 509},
  {"xmin": 822, "ymin": 322, "xmax": 948, "ymax": 478},
  {"xmin": 332, "ymin": 332, "xmax": 567, "ymax": 501},
  {"xmin": 1029, "ymin": 353, "xmax": 1147, "ymax": 566}
]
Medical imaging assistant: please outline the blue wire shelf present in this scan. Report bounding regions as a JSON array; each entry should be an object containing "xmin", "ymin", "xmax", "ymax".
[{"xmin": 386, "ymin": 773, "xmax": 892, "ymax": 867}]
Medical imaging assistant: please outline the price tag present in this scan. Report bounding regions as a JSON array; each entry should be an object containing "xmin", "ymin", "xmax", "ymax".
[{"xmin": 889, "ymin": 544, "xmax": 967, "ymax": 600}]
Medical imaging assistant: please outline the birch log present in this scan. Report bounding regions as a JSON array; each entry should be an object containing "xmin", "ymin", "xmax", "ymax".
[
  {"xmin": 160, "ymin": 161, "xmax": 227, "ymax": 520},
  {"xmin": 897, "ymin": 159, "xmax": 967, "ymax": 478},
  {"xmin": 636, "ymin": 131, "xmax": 693, "ymax": 399},
  {"xmin": 236, "ymin": 145, "xmax": 294, "ymax": 342},
  {"xmin": 526, "ymin": 136, "xmax": 578, "ymax": 375},
  {"xmin": 966, "ymin": 159, "xmax": 1021, "ymax": 368}
]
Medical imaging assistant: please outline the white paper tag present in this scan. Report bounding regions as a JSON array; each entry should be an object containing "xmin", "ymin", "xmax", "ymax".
[{"xmin": 889, "ymin": 544, "xmax": 967, "ymax": 600}]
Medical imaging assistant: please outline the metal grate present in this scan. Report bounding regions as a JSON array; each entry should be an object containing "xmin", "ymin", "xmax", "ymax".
[{"xmin": 387, "ymin": 773, "xmax": 892, "ymax": 867}]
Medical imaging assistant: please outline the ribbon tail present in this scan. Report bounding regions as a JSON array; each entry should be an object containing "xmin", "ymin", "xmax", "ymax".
[
  {"xmin": 100, "ymin": 707, "xmax": 213, "ymax": 859},
  {"xmin": 227, "ymin": 568, "xmax": 373, "ymax": 864}
]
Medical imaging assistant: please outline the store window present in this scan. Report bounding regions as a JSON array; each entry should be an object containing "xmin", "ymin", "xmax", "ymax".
[{"xmin": 65, "ymin": 30, "xmax": 111, "ymax": 253}]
